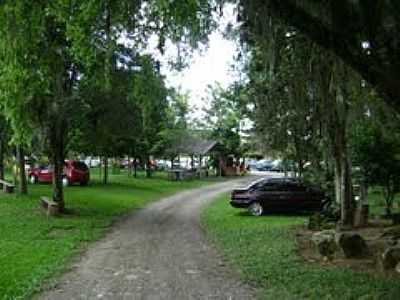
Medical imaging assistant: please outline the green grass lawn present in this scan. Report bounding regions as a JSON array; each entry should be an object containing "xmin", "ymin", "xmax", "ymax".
[
  {"xmin": 0, "ymin": 170, "xmax": 219, "ymax": 300},
  {"xmin": 201, "ymin": 194, "xmax": 400, "ymax": 300}
]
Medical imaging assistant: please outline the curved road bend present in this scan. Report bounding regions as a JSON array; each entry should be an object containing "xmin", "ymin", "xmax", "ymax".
[{"xmin": 39, "ymin": 177, "xmax": 259, "ymax": 300}]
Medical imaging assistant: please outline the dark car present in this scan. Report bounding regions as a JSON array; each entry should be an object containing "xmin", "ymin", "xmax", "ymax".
[
  {"xmin": 28, "ymin": 160, "xmax": 90, "ymax": 186},
  {"xmin": 230, "ymin": 177, "xmax": 330, "ymax": 216}
]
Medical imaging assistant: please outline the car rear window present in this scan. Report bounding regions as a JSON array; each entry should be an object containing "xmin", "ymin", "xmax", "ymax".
[
  {"xmin": 73, "ymin": 161, "xmax": 88, "ymax": 170},
  {"xmin": 251, "ymin": 180, "xmax": 269, "ymax": 189}
]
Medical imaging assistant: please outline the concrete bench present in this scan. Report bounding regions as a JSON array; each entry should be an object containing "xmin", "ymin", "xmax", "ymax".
[
  {"xmin": 0, "ymin": 179, "xmax": 15, "ymax": 193},
  {"xmin": 40, "ymin": 196, "xmax": 60, "ymax": 216}
]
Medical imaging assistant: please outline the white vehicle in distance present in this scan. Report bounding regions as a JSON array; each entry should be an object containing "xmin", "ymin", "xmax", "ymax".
[{"xmin": 84, "ymin": 157, "xmax": 101, "ymax": 168}]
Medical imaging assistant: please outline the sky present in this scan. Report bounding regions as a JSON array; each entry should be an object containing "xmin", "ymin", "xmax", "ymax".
[{"xmin": 157, "ymin": 6, "xmax": 239, "ymax": 118}]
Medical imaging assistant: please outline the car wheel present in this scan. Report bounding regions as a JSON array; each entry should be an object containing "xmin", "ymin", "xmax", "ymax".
[
  {"xmin": 29, "ymin": 175, "xmax": 37, "ymax": 184},
  {"xmin": 62, "ymin": 177, "xmax": 69, "ymax": 187},
  {"xmin": 249, "ymin": 202, "xmax": 263, "ymax": 216}
]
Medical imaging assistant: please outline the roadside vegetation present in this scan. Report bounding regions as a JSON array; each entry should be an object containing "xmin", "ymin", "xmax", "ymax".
[
  {"xmin": 0, "ymin": 1, "xmax": 400, "ymax": 298},
  {"xmin": 0, "ymin": 171, "xmax": 216, "ymax": 300},
  {"xmin": 202, "ymin": 194, "xmax": 400, "ymax": 300}
]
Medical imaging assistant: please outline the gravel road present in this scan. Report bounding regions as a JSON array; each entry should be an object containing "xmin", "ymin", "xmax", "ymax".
[{"xmin": 39, "ymin": 177, "xmax": 258, "ymax": 300}]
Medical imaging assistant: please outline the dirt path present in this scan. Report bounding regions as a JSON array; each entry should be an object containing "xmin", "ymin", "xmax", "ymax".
[{"xmin": 39, "ymin": 178, "xmax": 257, "ymax": 300}]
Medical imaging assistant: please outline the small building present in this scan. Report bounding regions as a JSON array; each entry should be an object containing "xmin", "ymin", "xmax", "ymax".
[{"xmin": 165, "ymin": 135, "xmax": 242, "ymax": 179}]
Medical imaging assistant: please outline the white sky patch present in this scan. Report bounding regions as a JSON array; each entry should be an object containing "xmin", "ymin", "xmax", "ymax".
[
  {"xmin": 156, "ymin": 5, "xmax": 239, "ymax": 119},
  {"xmin": 163, "ymin": 32, "xmax": 237, "ymax": 115}
]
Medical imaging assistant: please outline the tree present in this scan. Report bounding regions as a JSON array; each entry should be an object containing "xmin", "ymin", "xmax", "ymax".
[
  {"xmin": 239, "ymin": 18, "xmax": 364, "ymax": 226},
  {"xmin": 74, "ymin": 50, "xmax": 142, "ymax": 184},
  {"xmin": 67, "ymin": 0, "xmax": 219, "ymax": 179},
  {"xmin": 237, "ymin": 0, "xmax": 400, "ymax": 113},
  {"xmin": 133, "ymin": 57, "xmax": 169, "ymax": 177},
  {"xmin": 1, "ymin": 0, "xmax": 219, "ymax": 208},
  {"xmin": 202, "ymin": 84, "xmax": 243, "ymax": 159},
  {"xmin": 314, "ymin": 54, "xmax": 358, "ymax": 227},
  {"xmin": 153, "ymin": 89, "xmax": 191, "ymax": 165},
  {"xmin": 0, "ymin": 2, "xmax": 98, "ymax": 208},
  {"xmin": 352, "ymin": 115, "xmax": 400, "ymax": 216},
  {"xmin": 246, "ymin": 33, "xmax": 321, "ymax": 178}
]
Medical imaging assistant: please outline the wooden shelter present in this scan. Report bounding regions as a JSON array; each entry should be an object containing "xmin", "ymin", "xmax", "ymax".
[{"xmin": 166, "ymin": 135, "xmax": 223, "ymax": 180}]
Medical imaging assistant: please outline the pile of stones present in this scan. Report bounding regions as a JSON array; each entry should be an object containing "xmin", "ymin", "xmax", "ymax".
[{"xmin": 311, "ymin": 227, "xmax": 400, "ymax": 273}]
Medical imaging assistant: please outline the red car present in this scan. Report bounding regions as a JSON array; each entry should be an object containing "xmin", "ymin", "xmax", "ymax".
[{"xmin": 28, "ymin": 160, "xmax": 90, "ymax": 186}]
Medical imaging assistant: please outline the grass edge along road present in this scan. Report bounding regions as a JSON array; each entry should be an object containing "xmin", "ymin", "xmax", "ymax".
[
  {"xmin": 0, "ymin": 172, "xmax": 221, "ymax": 300},
  {"xmin": 201, "ymin": 193, "xmax": 400, "ymax": 300}
]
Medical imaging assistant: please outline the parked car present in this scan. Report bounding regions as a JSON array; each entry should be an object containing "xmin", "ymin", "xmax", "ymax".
[
  {"xmin": 28, "ymin": 160, "xmax": 90, "ymax": 186},
  {"xmin": 245, "ymin": 159, "xmax": 259, "ymax": 171},
  {"xmin": 256, "ymin": 160, "xmax": 274, "ymax": 171},
  {"xmin": 230, "ymin": 177, "xmax": 330, "ymax": 216}
]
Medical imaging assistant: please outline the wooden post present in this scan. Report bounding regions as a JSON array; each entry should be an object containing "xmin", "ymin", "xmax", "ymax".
[{"xmin": 103, "ymin": 156, "xmax": 108, "ymax": 184}]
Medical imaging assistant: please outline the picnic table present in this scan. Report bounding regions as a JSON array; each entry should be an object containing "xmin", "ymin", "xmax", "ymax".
[
  {"xmin": 0, "ymin": 179, "xmax": 15, "ymax": 193},
  {"xmin": 167, "ymin": 169, "xmax": 197, "ymax": 181}
]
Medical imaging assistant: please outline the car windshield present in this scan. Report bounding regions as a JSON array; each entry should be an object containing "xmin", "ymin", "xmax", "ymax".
[
  {"xmin": 72, "ymin": 161, "xmax": 88, "ymax": 171},
  {"xmin": 40, "ymin": 164, "xmax": 53, "ymax": 170}
]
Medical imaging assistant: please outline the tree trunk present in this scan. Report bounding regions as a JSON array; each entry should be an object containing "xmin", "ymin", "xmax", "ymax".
[
  {"xmin": 334, "ymin": 161, "xmax": 341, "ymax": 206},
  {"xmin": 0, "ymin": 138, "xmax": 4, "ymax": 181},
  {"xmin": 146, "ymin": 156, "xmax": 152, "ymax": 178},
  {"xmin": 52, "ymin": 151, "xmax": 64, "ymax": 211},
  {"xmin": 341, "ymin": 155, "xmax": 354, "ymax": 227},
  {"xmin": 103, "ymin": 156, "xmax": 108, "ymax": 184},
  {"xmin": 16, "ymin": 145, "xmax": 27, "ymax": 194},
  {"xmin": 12, "ymin": 147, "xmax": 17, "ymax": 186},
  {"xmin": 104, "ymin": 1, "xmax": 112, "ymax": 91},
  {"xmin": 296, "ymin": 158, "xmax": 304, "ymax": 178},
  {"xmin": 50, "ymin": 126, "xmax": 65, "ymax": 211},
  {"xmin": 320, "ymin": 58, "xmax": 354, "ymax": 228},
  {"xmin": 332, "ymin": 128, "xmax": 354, "ymax": 228},
  {"xmin": 133, "ymin": 158, "xmax": 137, "ymax": 178},
  {"xmin": 99, "ymin": 157, "xmax": 102, "ymax": 181},
  {"xmin": 127, "ymin": 157, "xmax": 131, "ymax": 177},
  {"xmin": 385, "ymin": 206, "xmax": 392, "ymax": 217},
  {"xmin": 299, "ymin": 161, "xmax": 304, "ymax": 178},
  {"xmin": 199, "ymin": 155, "xmax": 203, "ymax": 178}
]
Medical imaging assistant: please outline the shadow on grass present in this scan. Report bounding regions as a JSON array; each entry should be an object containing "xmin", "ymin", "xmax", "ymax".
[
  {"xmin": 235, "ymin": 210, "xmax": 313, "ymax": 218},
  {"xmin": 65, "ymin": 181, "xmax": 164, "ymax": 194}
]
